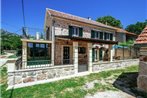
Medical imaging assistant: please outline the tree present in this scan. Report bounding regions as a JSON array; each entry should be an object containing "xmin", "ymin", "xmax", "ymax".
[
  {"xmin": 96, "ymin": 16, "xmax": 123, "ymax": 28},
  {"xmin": 125, "ymin": 20, "xmax": 147, "ymax": 35},
  {"xmin": 1, "ymin": 29, "xmax": 22, "ymax": 52}
]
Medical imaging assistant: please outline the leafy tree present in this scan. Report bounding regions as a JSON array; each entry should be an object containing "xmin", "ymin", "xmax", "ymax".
[
  {"xmin": 96, "ymin": 16, "xmax": 123, "ymax": 28},
  {"xmin": 125, "ymin": 20, "xmax": 147, "ymax": 35},
  {"xmin": 1, "ymin": 29, "xmax": 22, "ymax": 53}
]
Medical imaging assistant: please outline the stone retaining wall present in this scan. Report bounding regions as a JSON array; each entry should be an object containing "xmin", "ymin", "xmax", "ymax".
[
  {"xmin": 137, "ymin": 61, "xmax": 147, "ymax": 92},
  {"xmin": 7, "ymin": 59, "xmax": 139, "ymax": 89},
  {"xmin": 92, "ymin": 59, "xmax": 139, "ymax": 72},
  {"xmin": 8, "ymin": 65, "xmax": 74, "ymax": 88}
]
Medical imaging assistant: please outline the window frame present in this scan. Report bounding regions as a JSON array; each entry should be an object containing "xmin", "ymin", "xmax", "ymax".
[
  {"xmin": 104, "ymin": 32, "xmax": 113, "ymax": 41},
  {"xmin": 91, "ymin": 30, "xmax": 100, "ymax": 39},
  {"xmin": 69, "ymin": 26, "xmax": 83, "ymax": 37},
  {"xmin": 27, "ymin": 42, "xmax": 51, "ymax": 61}
]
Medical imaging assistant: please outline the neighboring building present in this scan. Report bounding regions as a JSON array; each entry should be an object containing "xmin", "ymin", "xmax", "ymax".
[
  {"xmin": 135, "ymin": 26, "xmax": 147, "ymax": 92},
  {"xmin": 115, "ymin": 27, "xmax": 137, "ymax": 42}
]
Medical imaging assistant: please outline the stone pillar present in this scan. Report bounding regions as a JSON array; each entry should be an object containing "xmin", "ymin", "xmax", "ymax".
[
  {"xmin": 22, "ymin": 41, "xmax": 27, "ymax": 68},
  {"xmin": 88, "ymin": 43, "xmax": 92, "ymax": 72},
  {"xmin": 137, "ymin": 61, "xmax": 147, "ymax": 92},
  {"xmin": 73, "ymin": 42, "xmax": 78, "ymax": 73},
  {"xmin": 51, "ymin": 22, "xmax": 55, "ymax": 66},
  {"xmin": 110, "ymin": 45, "xmax": 114, "ymax": 62}
]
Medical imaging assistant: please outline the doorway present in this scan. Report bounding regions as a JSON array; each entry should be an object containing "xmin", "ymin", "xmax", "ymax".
[
  {"xmin": 99, "ymin": 48, "xmax": 103, "ymax": 61},
  {"xmin": 63, "ymin": 46, "xmax": 70, "ymax": 64}
]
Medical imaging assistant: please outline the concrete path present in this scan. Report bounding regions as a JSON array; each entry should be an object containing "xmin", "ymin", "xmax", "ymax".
[
  {"xmin": 0, "ymin": 53, "xmax": 17, "ymax": 67},
  {"xmin": 85, "ymin": 91, "xmax": 135, "ymax": 98}
]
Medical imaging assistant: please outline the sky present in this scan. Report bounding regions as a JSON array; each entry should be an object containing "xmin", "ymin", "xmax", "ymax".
[{"xmin": 1, "ymin": 0, "xmax": 147, "ymax": 35}]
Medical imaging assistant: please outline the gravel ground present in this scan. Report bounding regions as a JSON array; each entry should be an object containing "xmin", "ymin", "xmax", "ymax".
[{"xmin": 85, "ymin": 91, "xmax": 135, "ymax": 98}]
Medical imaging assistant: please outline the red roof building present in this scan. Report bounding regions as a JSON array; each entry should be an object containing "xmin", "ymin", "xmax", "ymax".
[{"xmin": 135, "ymin": 26, "xmax": 147, "ymax": 44}]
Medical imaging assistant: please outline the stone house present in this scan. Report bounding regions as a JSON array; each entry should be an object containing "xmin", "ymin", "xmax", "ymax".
[
  {"xmin": 22, "ymin": 8, "xmax": 120, "ymax": 72},
  {"xmin": 7, "ymin": 8, "xmax": 139, "ymax": 89},
  {"xmin": 21, "ymin": 8, "xmax": 137, "ymax": 71}
]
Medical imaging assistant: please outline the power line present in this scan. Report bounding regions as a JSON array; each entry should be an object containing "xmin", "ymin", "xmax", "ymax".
[{"xmin": 21, "ymin": 0, "xmax": 26, "ymax": 27}]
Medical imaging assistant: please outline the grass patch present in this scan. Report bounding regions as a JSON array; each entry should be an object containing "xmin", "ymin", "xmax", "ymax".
[{"xmin": 1, "ymin": 65, "xmax": 146, "ymax": 98}]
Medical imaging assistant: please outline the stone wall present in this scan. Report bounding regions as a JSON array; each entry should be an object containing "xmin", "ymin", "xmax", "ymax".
[
  {"xmin": 115, "ymin": 32, "xmax": 126, "ymax": 42},
  {"xmin": 78, "ymin": 42, "xmax": 88, "ymax": 65},
  {"xmin": 8, "ymin": 65, "xmax": 74, "ymax": 88},
  {"xmin": 137, "ymin": 61, "xmax": 147, "ymax": 92},
  {"xmin": 55, "ymin": 39, "xmax": 73, "ymax": 65},
  {"xmin": 7, "ymin": 59, "xmax": 139, "ymax": 89},
  {"xmin": 53, "ymin": 18, "xmax": 116, "ymax": 39},
  {"xmin": 92, "ymin": 59, "xmax": 139, "ymax": 72}
]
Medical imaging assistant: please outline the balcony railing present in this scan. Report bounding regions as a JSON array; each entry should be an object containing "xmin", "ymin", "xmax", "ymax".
[
  {"xmin": 16, "ymin": 60, "xmax": 53, "ymax": 70},
  {"xmin": 16, "ymin": 58, "xmax": 74, "ymax": 70},
  {"xmin": 22, "ymin": 27, "xmax": 49, "ymax": 40}
]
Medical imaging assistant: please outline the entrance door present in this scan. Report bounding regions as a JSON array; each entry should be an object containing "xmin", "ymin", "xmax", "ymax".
[
  {"xmin": 63, "ymin": 46, "xmax": 70, "ymax": 64},
  {"xmin": 92, "ymin": 48, "xmax": 98, "ymax": 62},
  {"xmin": 99, "ymin": 48, "xmax": 103, "ymax": 60}
]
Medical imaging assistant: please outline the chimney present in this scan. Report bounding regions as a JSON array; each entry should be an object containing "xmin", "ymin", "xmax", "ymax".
[{"xmin": 87, "ymin": 17, "xmax": 91, "ymax": 20}]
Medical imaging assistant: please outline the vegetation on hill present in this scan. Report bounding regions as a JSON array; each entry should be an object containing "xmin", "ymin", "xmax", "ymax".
[
  {"xmin": 1, "ymin": 29, "xmax": 22, "ymax": 53},
  {"xmin": 125, "ymin": 20, "xmax": 147, "ymax": 35}
]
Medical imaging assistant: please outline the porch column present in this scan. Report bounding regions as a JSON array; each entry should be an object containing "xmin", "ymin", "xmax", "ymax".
[
  {"xmin": 73, "ymin": 41, "xmax": 78, "ymax": 73},
  {"xmin": 110, "ymin": 45, "xmax": 114, "ymax": 62},
  {"xmin": 51, "ymin": 42, "xmax": 55, "ymax": 66},
  {"xmin": 51, "ymin": 21, "xmax": 55, "ymax": 66},
  {"xmin": 88, "ymin": 43, "xmax": 92, "ymax": 73},
  {"xmin": 22, "ymin": 41, "xmax": 27, "ymax": 68}
]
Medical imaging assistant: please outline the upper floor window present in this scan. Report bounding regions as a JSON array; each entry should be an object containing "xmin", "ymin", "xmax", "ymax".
[
  {"xmin": 69, "ymin": 26, "xmax": 83, "ymax": 37},
  {"xmin": 104, "ymin": 32, "xmax": 113, "ymax": 41},
  {"xmin": 91, "ymin": 30, "xmax": 100, "ymax": 39},
  {"xmin": 100, "ymin": 32, "xmax": 103, "ymax": 39}
]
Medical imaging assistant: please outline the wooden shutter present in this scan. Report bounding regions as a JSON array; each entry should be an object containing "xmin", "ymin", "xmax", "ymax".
[
  {"xmin": 92, "ymin": 48, "xmax": 95, "ymax": 62},
  {"xmin": 96, "ymin": 32, "xmax": 99, "ymax": 38},
  {"xmin": 69, "ymin": 26, "xmax": 73, "ymax": 36},
  {"xmin": 91, "ymin": 30, "xmax": 95, "ymax": 38},
  {"xmin": 110, "ymin": 34, "xmax": 113, "ymax": 40},
  {"xmin": 100, "ymin": 32, "xmax": 103, "ymax": 39},
  {"xmin": 104, "ymin": 32, "xmax": 107, "ymax": 40},
  {"xmin": 46, "ymin": 27, "xmax": 50, "ymax": 40},
  {"xmin": 79, "ymin": 28, "xmax": 83, "ymax": 37}
]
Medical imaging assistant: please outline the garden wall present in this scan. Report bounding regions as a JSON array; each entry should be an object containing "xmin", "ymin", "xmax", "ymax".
[
  {"xmin": 7, "ymin": 65, "xmax": 74, "ymax": 89},
  {"xmin": 7, "ymin": 59, "xmax": 139, "ymax": 89},
  {"xmin": 92, "ymin": 59, "xmax": 139, "ymax": 72}
]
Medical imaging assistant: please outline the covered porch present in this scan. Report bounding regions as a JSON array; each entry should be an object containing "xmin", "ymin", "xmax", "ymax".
[
  {"xmin": 55, "ymin": 36, "xmax": 118, "ymax": 73},
  {"xmin": 19, "ymin": 36, "xmax": 117, "ymax": 73}
]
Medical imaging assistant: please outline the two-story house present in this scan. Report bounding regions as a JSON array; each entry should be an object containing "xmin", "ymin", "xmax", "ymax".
[
  {"xmin": 21, "ymin": 8, "xmax": 137, "ymax": 73},
  {"xmin": 21, "ymin": 8, "xmax": 118, "ymax": 73}
]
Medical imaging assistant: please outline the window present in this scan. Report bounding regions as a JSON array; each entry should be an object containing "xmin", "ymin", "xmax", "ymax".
[
  {"xmin": 69, "ymin": 26, "xmax": 83, "ymax": 37},
  {"xmin": 27, "ymin": 43, "xmax": 51, "ymax": 61},
  {"xmin": 100, "ymin": 32, "xmax": 103, "ymax": 39},
  {"xmin": 104, "ymin": 32, "xmax": 113, "ymax": 41},
  {"xmin": 110, "ymin": 34, "xmax": 113, "ymax": 41},
  {"xmin": 91, "ymin": 30, "xmax": 100, "ymax": 39}
]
